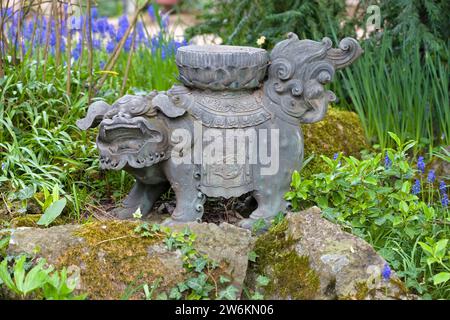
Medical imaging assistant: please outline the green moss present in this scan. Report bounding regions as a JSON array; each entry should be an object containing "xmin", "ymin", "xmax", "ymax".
[
  {"xmin": 251, "ymin": 220, "xmax": 320, "ymax": 299},
  {"xmin": 301, "ymin": 107, "xmax": 369, "ymax": 178},
  {"xmin": 56, "ymin": 220, "xmax": 178, "ymax": 300},
  {"xmin": 9, "ymin": 214, "xmax": 67, "ymax": 228}
]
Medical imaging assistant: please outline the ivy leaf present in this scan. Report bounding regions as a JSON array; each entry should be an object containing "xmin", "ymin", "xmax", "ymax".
[
  {"xmin": 248, "ymin": 251, "xmax": 258, "ymax": 262},
  {"xmin": 256, "ymin": 275, "xmax": 270, "ymax": 287},
  {"xmin": 218, "ymin": 285, "xmax": 239, "ymax": 300},
  {"xmin": 219, "ymin": 276, "xmax": 230, "ymax": 284},
  {"xmin": 169, "ymin": 287, "xmax": 182, "ymax": 300}
]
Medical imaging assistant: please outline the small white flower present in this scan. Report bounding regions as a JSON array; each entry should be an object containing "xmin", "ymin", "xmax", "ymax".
[
  {"xmin": 133, "ymin": 207, "xmax": 142, "ymax": 219},
  {"xmin": 256, "ymin": 36, "xmax": 266, "ymax": 46}
]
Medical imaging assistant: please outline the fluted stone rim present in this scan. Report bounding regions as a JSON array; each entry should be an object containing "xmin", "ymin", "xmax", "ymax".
[{"xmin": 176, "ymin": 45, "xmax": 269, "ymax": 90}]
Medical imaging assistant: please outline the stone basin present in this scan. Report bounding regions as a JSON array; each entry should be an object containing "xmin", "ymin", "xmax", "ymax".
[{"xmin": 176, "ymin": 45, "xmax": 269, "ymax": 90}]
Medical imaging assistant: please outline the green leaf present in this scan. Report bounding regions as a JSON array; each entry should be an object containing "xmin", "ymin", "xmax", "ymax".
[
  {"xmin": 0, "ymin": 258, "xmax": 17, "ymax": 293},
  {"xmin": 418, "ymin": 242, "xmax": 433, "ymax": 255},
  {"xmin": 37, "ymin": 198, "xmax": 67, "ymax": 227},
  {"xmin": 169, "ymin": 287, "xmax": 182, "ymax": 300},
  {"xmin": 399, "ymin": 201, "xmax": 409, "ymax": 214},
  {"xmin": 256, "ymin": 275, "xmax": 270, "ymax": 287},
  {"xmin": 388, "ymin": 131, "xmax": 402, "ymax": 148},
  {"xmin": 219, "ymin": 276, "xmax": 230, "ymax": 284},
  {"xmin": 22, "ymin": 260, "xmax": 50, "ymax": 294},
  {"xmin": 433, "ymin": 272, "xmax": 450, "ymax": 285},
  {"xmin": 13, "ymin": 255, "xmax": 27, "ymax": 293},
  {"xmin": 434, "ymin": 239, "xmax": 448, "ymax": 259},
  {"xmin": 218, "ymin": 285, "xmax": 239, "ymax": 300},
  {"xmin": 248, "ymin": 251, "xmax": 258, "ymax": 262}
]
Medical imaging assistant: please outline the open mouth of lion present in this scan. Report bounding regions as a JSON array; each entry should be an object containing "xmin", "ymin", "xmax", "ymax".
[{"xmin": 99, "ymin": 121, "xmax": 160, "ymax": 154}]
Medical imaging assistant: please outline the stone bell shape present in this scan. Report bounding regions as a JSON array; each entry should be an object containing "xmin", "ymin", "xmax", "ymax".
[{"xmin": 77, "ymin": 33, "xmax": 362, "ymax": 229}]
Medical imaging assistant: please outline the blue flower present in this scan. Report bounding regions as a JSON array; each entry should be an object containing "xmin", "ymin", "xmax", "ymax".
[
  {"xmin": 384, "ymin": 152, "xmax": 392, "ymax": 168},
  {"xmin": 442, "ymin": 193, "xmax": 448, "ymax": 208},
  {"xmin": 333, "ymin": 153, "xmax": 339, "ymax": 160},
  {"xmin": 1, "ymin": 163, "xmax": 5, "ymax": 171},
  {"xmin": 161, "ymin": 15, "xmax": 169, "ymax": 30},
  {"xmin": 439, "ymin": 180, "xmax": 446, "ymax": 193},
  {"xmin": 72, "ymin": 42, "xmax": 82, "ymax": 61},
  {"xmin": 427, "ymin": 170, "xmax": 435, "ymax": 183},
  {"xmin": 147, "ymin": 4, "xmax": 156, "ymax": 21},
  {"xmin": 106, "ymin": 41, "xmax": 115, "ymax": 54},
  {"xmin": 417, "ymin": 156, "xmax": 425, "ymax": 174},
  {"xmin": 381, "ymin": 263, "xmax": 391, "ymax": 281},
  {"xmin": 95, "ymin": 18, "xmax": 108, "ymax": 35},
  {"xmin": 412, "ymin": 179, "xmax": 421, "ymax": 195},
  {"xmin": 90, "ymin": 7, "xmax": 98, "ymax": 20},
  {"xmin": 99, "ymin": 60, "xmax": 105, "ymax": 69}
]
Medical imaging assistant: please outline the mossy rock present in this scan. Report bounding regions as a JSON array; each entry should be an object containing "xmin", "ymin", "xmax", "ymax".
[
  {"xmin": 301, "ymin": 107, "xmax": 369, "ymax": 177},
  {"xmin": 9, "ymin": 214, "xmax": 69, "ymax": 228},
  {"xmin": 246, "ymin": 207, "xmax": 412, "ymax": 300},
  {"xmin": 6, "ymin": 220, "xmax": 253, "ymax": 300}
]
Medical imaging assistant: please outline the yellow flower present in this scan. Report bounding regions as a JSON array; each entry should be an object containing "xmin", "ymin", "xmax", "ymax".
[{"xmin": 256, "ymin": 36, "xmax": 266, "ymax": 46}]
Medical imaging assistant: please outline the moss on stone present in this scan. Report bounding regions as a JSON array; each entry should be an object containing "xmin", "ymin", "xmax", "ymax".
[
  {"xmin": 56, "ymin": 220, "xmax": 177, "ymax": 300},
  {"xmin": 250, "ymin": 220, "xmax": 320, "ymax": 299},
  {"xmin": 9, "ymin": 214, "xmax": 67, "ymax": 228},
  {"xmin": 301, "ymin": 107, "xmax": 369, "ymax": 178}
]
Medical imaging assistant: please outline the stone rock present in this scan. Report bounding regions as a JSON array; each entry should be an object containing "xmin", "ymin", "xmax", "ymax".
[
  {"xmin": 248, "ymin": 207, "xmax": 413, "ymax": 300},
  {"xmin": 301, "ymin": 108, "xmax": 369, "ymax": 178},
  {"xmin": 7, "ymin": 220, "xmax": 252, "ymax": 300}
]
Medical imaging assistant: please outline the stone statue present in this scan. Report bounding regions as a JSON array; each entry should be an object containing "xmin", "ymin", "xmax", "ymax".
[{"xmin": 77, "ymin": 33, "xmax": 362, "ymax": 229}]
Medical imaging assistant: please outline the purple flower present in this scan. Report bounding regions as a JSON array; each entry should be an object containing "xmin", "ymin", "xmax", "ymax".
[
  {"xmin": 106, "ymin": 41, "xmax": 115, "ymax": 54},
  {"xmin": 72, "ymin": 42, "xmax": 82, "ymax": 61},
  {"xmin": 95, "ymin": 18, "xmax": 108, "ymax": 35},
  {"xmin": 381, "ymin": 263, "xmax": 391, "ymax": 281},
  {"xmin": 384, "ymin": 152, "xmax": 392, "ymax": 168},
  {"xmin": 99, "ymin": 60, "xmax": 105, "ymax": 69},
  {"xmin": 93, "ymin": 39, "xmax": 102, "ymax": 50},
  {"xmin": 427, "ymin": 170, "xmax": 435, "ymax": 183},
  {"xmin": 412, "ymin": 179, "xmax": 421, "ymax": 195},
  {"xmin": 442, "ymin": 193, "xmax": 448, "ymax": 207},
  {"xmin": 161, "ymin": 15, "xmax": 169, "ymax": 30},
  {"xmin": 417, "ymin": 156, "xmax": 425, "ymax": 174},
  {"xmin": 147, "ymin": 4, "xmax": 156, "ymax": 21},
  {"xmin": 136, "ymin": 22, "xmax": 146, "ymax": 44},
  {"xmin": 439, "ymin": 180, "xmax": 446, "ymax": 193},
  {"xmin": 90, "ymin": 7, "xmax": 98, "ymax": 20}
]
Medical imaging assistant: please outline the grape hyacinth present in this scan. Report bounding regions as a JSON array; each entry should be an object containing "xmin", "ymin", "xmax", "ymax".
[
  {"xmin": 1, "ymin": 6, "xmax": 187, "ymax": 69},
  {"xmin": 440, "ymin": 181, "xmax": 448, "ymax": 208},
  {"xmin": 384, "ymin": 152, "xmax": 392, "ymax": 168},
  {"xmin": 412, "ymin": 179, "xmax": 421, "ymax": 195},
  {"xmin": 427, "ymin": 170, "xmax": 435, "ymax": 183},
  {"xmin": 417, "ymin": 156, "xmax": 425, "ymax": 174},
  {"xmin": 381, "ymin": 263, "xmax": 391, "ymax": 281}
]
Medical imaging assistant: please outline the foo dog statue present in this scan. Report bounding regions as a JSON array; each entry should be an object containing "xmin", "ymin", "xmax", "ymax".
[{"xmin": 77, "ymin": 33, "xmax": 362, "ymax": 229}]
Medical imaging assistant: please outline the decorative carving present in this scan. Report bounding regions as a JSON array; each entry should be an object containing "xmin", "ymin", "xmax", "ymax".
[
  {"xmin": 176, "ymin": 45, "xmax": 269, "ymax": 90},
  {"xmin": 188, "ymin": 90, "xmax": 272, "ymax": 128},
  {"xmin": 264, "ymin": 33, "xmax": 362, "ymax": 123}
]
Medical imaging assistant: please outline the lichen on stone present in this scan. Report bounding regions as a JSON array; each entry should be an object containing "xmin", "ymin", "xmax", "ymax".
[{"xmin": 249, "ymin": 219, "xmax": 320, "ymax": 299}]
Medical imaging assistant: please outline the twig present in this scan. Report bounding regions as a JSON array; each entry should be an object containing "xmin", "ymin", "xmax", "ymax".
[
  {"xmin": 42, "ymin": 0, "xmax": 54, "ymax": 81},
  {"xmin": 66, "ymin": 1, "xmax": 72, "ymax": 95},
  {"xmin": 94, "ymin": 0, "xmax": 150, "ymax": 93},
  {"xmin": 120, "ymin": 25, "xmax": 137, "ymax": 96},
  {"xmin": 86, "ymin": 0, "xmax": 93, "ymax": 103}
]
